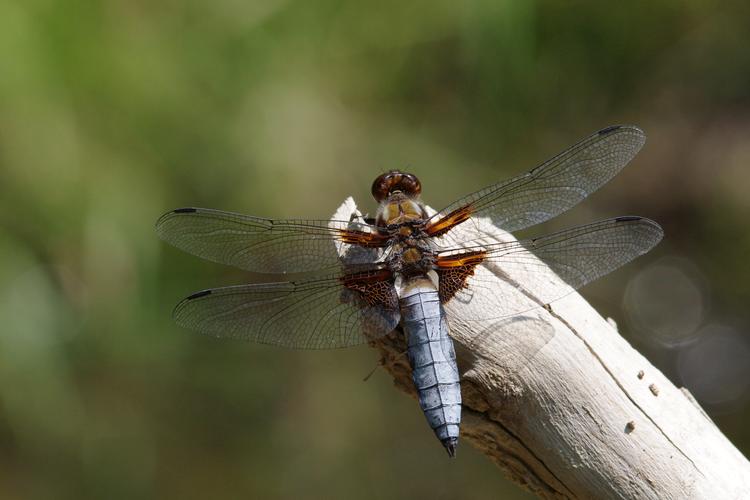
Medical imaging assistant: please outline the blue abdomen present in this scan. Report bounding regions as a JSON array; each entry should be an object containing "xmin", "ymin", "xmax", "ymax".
[{"xmin": 399, "ymin": 278, "xmax": 462, "ymax": 457}]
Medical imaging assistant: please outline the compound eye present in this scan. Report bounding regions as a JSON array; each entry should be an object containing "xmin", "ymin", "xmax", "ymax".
[
  {"xmin": 371, "ymin": 171, "xmax": 396, "ymax": 202},
  {"xmin": 371, "ymin": 170, "xmax": 422, "ymax": 201},
  {"xmin": 401, "ymin": 173, "xmax": 421, "ymax": 197}
]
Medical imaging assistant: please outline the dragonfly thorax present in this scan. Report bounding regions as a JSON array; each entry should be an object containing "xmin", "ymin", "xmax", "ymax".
[
  {"xmin": 387, "ymin": 238, "xmax": 436, "ymax": 278},
  {"xmin": 376, "ymin": 191, "xmax": 428, "ymax": 227}
]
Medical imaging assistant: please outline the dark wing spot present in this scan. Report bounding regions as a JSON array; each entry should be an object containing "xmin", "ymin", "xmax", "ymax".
[
  {"xmin": 186, "ymin": 289, "xmax": 212, "ymax": 300},
  {"xmin": 598, "ymin": 125, "xmax": 622, "ymax": 135},
  {"xmin": 174, "ymin": 207, "xmax": 198, "ymax": 214},
  {"xmin": 615, "ymin": 215, "xmax": 642, "ymax": 222}
]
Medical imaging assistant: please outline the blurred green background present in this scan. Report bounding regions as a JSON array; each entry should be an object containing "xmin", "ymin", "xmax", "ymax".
[{"xmin": 2, "ymin": 1, "xmax": 750, "ymax": 498}]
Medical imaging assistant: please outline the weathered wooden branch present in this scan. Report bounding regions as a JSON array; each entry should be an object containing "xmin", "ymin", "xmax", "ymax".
[{"xmin": 333, "ymin": 198, "xmax": 750, "ymax": 499}]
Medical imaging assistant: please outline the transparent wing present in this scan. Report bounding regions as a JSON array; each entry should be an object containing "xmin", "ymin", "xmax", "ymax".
[
  {"xmin": 452, "ymin": 316, "xmax": 557, "ymax": 377},
  {"xmin": 156, "ymin": 207, "xmax": 387, "ymax": 274},
  {"xmin": 173, "ymin": 270, "xmax": 400, "ymax": 349},
  {"xmin": 438, "ymin": 216, "xmax": 663, "ymax": 324},
  {"xmin": 427, "ymin": 125, "xmax": 646, "ymax": 239}
]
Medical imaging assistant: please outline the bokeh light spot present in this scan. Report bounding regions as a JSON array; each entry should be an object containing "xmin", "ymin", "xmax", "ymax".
[
  {"xmin": 677, "ymin": 324, "xmax": 750, "ymax": 411},
  {"xmin": 624, "ymin": 257, "xmax": 707, "ymax": 347}
]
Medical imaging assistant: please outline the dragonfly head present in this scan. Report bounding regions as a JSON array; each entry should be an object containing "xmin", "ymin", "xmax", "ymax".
[{"xmin": 371, "ymin": 170, "xmax": 422, "ymax": 202}]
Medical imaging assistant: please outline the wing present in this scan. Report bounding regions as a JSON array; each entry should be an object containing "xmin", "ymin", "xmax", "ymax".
[
  {"xmin": 173, "ymin": 268, "xmax": 400, "ymax": 349},
  {"xmin": 435, "ymin": 216, "xmax": 663, "ymax": 323},
  {"xmin": 425, "ymin": 125, "xmax": 646, "ymax": 238},
  {"xmin": 156, "ymin": 207, "xmax": 388, "ymax": 274}
]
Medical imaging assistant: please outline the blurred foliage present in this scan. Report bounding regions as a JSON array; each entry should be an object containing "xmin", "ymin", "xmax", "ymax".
[{"xmin": 1, "ymin": 1, "xmax": 750, "ymax": 499}]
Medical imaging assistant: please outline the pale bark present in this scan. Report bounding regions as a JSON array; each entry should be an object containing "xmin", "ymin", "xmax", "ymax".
[{"xmin": 333, "ymin": 197, "xmax": 750, "ymax": 500}]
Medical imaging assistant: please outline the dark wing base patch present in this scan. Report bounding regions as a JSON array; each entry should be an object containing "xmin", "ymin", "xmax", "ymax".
[
  {"xmin": 425, "ymin": 205, "xmax": 474, "ymax": 237},
  {"xmin": 337, "ymin": 229, "xmax": 390, "ymax": 248},
  {"xmin": 341, "ymin": 269, "xmax": 398, "ymax": 310},
  {"xmin": 435, "ymin": 251, "xmax": 487, "ymax": 303}
]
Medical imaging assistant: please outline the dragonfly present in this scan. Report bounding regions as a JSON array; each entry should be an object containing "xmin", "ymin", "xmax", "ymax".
[{"xmin": 156, "ymin": 125, "xmax": 663, "ymax": 458}]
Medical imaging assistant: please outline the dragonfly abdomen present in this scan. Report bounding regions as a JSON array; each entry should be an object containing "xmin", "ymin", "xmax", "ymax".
[{"xmin": 399, "ymin": 278, "xmax": 462, "ymax": 457}]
